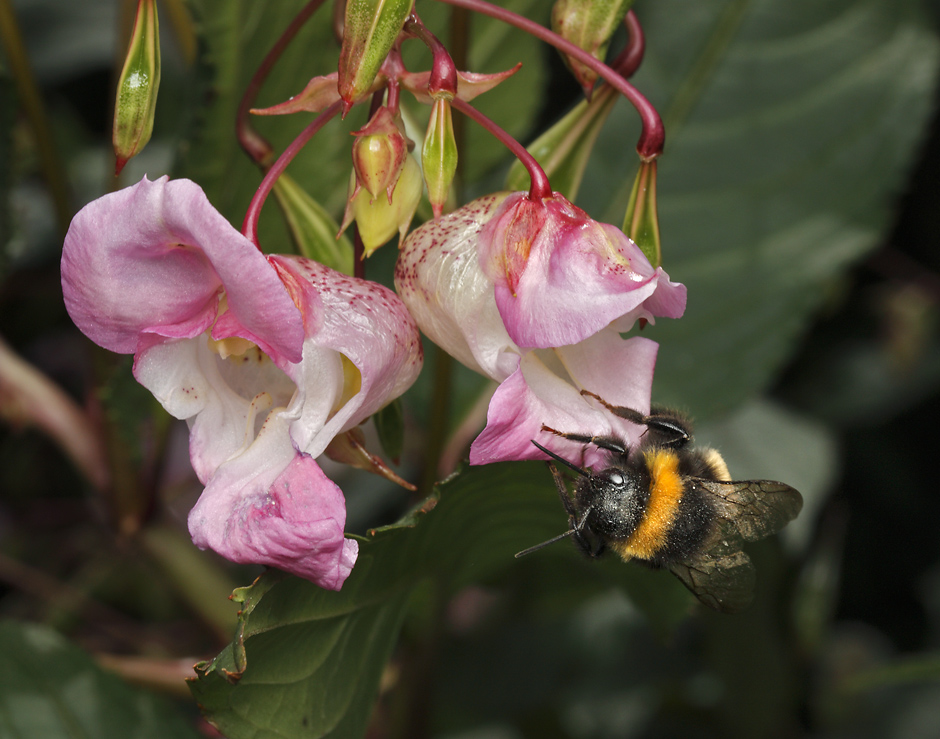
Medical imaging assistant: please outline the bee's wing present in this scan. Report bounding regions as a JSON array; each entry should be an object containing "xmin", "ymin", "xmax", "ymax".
[
  {"xmin": 668, "ymin": 527, "xmax": 756, "ymax": 613},
  {"xmin": 692, "ymin": 478, "xmax": 803, "ymax": 543},
  {"xmin": 670, "ymin": 479, "xmax": 802, "ymax": 613}
]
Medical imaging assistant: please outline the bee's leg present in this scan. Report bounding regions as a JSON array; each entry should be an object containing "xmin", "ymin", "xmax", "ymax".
[
  {"xmin": 545, "ymin": 462, "xmax": 603, "ymax": 559},
  {"xmin": 541, "ymin": 424, "xmax": 626, "ymax": 456},
  {"xmin": 579, "ymin": 390, "xmax": 691, "ymax": 447},
  {"xmin": 571, "ymin": 506, "xmax": 605, "ymax": 558},
  {"xmin": 545, "ymin": 461, "xmax": 578, "ymax": 519}
]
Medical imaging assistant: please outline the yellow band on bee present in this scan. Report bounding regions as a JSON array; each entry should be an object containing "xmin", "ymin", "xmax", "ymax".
[{"xmin": 611, "ymin": 449, "xmax": 684, "ymax": 561}]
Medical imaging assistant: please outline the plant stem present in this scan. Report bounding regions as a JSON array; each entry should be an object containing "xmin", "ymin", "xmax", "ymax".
[
  {"xmin": 241, "ymin": 101, "xmax": 343, "ymax": 247},
  {"xmin": 236, "ymin": 0, "xmax": 327, "ymax": 167},
  {"xmin": 403, "ymin": 15, "xmax": 458, "ymax": 95},
  {"xmin": 451, "ymin": 97, "xmax": 551, "ymax": 200},
  {"xmin": 436, "ymin": 0, "xmax": 664, "ymax": 159},
  {"xmin": 419, "ymin": 346, "xmax": 454, "ymax": 496},
  {"xmin": 618, "ymin": 10, "xmax": 645, "ymax": 79},
  {"xmin": 0, "ymin": 0, "xmax": 72, "ymax": 233}
]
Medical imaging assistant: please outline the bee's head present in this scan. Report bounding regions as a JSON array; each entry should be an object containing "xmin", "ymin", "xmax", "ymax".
[{"xmin": 582, "ymin": 466, "xmax": 646, "ymax": 539}]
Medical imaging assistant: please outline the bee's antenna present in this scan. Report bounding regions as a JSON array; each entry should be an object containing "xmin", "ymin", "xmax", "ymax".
[
  {"xmin": 531, "ymin": 440, "xmax": 589, "ymax": 477},
  {"xmin": 514, "ymin": 529, "xmax": 575, "ymax": 558}
]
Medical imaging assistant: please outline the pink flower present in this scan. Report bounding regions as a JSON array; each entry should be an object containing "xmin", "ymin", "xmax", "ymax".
[
  {"xmin": 394, "ymin": 191, "xmax": 685, "ymax": 469},
  {"xmin": 62, "ymin": 176, "xmax": 422, "ymax": 589}
]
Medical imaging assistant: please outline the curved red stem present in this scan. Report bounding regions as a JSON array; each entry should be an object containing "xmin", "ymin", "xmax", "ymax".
[
  {"xmin": 436, "ymin": 0, "xmax": 664, "ymax": 159},
  {"xmin": 241, "ymin": 101, "xmax": 343, "ymax": 248},
  {"xmin": 236, "ymin": 0, "xmax": 327, "ymax": 166},
  {"xmin": 451, "ymin": 97, "xmax": 552, "ymax": 200}
]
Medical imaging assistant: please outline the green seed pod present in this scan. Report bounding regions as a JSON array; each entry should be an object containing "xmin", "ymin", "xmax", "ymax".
[
  {"xmin": 113, "ymin": 0, "xmax": 160, "ymax": 175},
  {"xmin": 338, "ymin": 0, "xmax": 414, "ymax": 109},
  {"xmin": 551, "ymin": 0, "xmax": 633, "ymax": 96},
  {"xmin": 622, "ymin": 159, "xmax": 661, "ymax": 267},
  {"xmin": 422, "ymin": 97, "xmax": 457, "ymax": 218}
]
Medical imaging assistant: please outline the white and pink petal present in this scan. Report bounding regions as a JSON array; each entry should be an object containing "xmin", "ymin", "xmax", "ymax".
[
  {"xmin": 395, "ymin": 192, "xmax": 520, "ymax": 381},
  {"xmin": 187, "ymin": 412, "xmax": 357, "ymax": 590},
  {"xmin": 272, "ymin": 257, "xmax": 424, "ymax": 458},
  {"xmin": 469, "ymin": 334, "xmax": 658, "ymax": 469},
  {"xmin": 477, "ymin": 192, "xmax": 687, "ymax": 349}
]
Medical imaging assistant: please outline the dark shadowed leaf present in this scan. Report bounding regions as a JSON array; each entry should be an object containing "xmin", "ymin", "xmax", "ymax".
[
  {"xmin": 190, "ymin": 462, "xmax": 695, "ymax": 738},
  {"xmin": 0, "ymin": 69, "xmax": 12, "ymax": 280},
  {"xmin": 0, "ymin": 620, "xmax": 201, "ymax": 739}
]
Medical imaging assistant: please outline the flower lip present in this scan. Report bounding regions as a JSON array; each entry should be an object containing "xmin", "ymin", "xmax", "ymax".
[
  {"xmin": 469, "ymin": 332, "xmax": 660, "ymax": 469},
  {"xmin": 187, "ymin": 411, "xmax": 359, "ymax": 591}
]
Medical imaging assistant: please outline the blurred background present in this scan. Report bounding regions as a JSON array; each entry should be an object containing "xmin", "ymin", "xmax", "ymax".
[{"xmin": 2, "ymin": 0, "xmax": 940, "ymax": 737}]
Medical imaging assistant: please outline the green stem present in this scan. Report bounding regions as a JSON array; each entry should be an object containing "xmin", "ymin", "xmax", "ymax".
[
  {"xmin": 0, "ymin": 0, "xmax": 72, "ymax": 234},
  {"xmin": 417, "ymin": 8, "xmax": 473, "ymax": 495},
  {"xmin": 419, "ymin": 346, "xmax": 454, "ymax": 495}
]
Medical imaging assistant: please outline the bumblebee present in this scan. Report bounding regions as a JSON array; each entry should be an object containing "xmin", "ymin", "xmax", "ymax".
[{"xmin": 516, "ymin": 391, "xmax": 803, "ymax": 613}]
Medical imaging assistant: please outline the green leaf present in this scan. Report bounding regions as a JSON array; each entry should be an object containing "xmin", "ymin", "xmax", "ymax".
[
  {"xmin": 505, "ymin": 86, "xmax": 618, "ymax": 200},
  {"xmin": 190, "ymin": 462, "xmax": 695, "ymax": 738},
  {"xmin": 272, "ymin": 174, "xmax": 355, "ymax": 274},
  {"xmin": 0, "ymin": 620, "xmax": 201, "ymax": 739},
  {"xmin": 576, "ymin": 0, "xmax": 940, "ymax": 417},
  {"xmin": 373, "ymin": 398, "xmax": 405, "ymax": 462}
]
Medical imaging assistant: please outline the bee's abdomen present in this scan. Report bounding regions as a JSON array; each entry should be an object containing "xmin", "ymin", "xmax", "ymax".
[{"xmin": 648, "ymin": 483, "xmax": 713, "ymax": 566}]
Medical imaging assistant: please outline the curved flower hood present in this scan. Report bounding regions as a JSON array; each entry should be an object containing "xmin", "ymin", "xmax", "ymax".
[
  {"xmin": 63, "ymin": 176, "xmax": 422, "ymax": 589},
  {"xmin": 395, "ymin": 191, "xmax": 685, "ymax": 469}
]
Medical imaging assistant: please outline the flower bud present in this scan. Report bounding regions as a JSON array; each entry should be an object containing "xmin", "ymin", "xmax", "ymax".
[
  {"xmin": 422, "ymin": 96, "xmax": 458, "ymax": 218},
  {"xmin": 622, "ymin": 159, "xmax": 661, "ymax": 267},
  {"xmin": 551, "ymin": 0, "xmax": 632, "ymax": 96},
  {"xmin": 340, "ymin": 155, "xmax": 423, "ymax": 256},
  {"xmin": 351, "ymin": 107, "xmax": 410, "ymax": 202},
  {"xmin": 338, "ymin": 0, "xmax": 415, "ymax": 110},
  {"xmin": 113, "ymin": 0, "xmax": 161, "ymax": 175}
]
